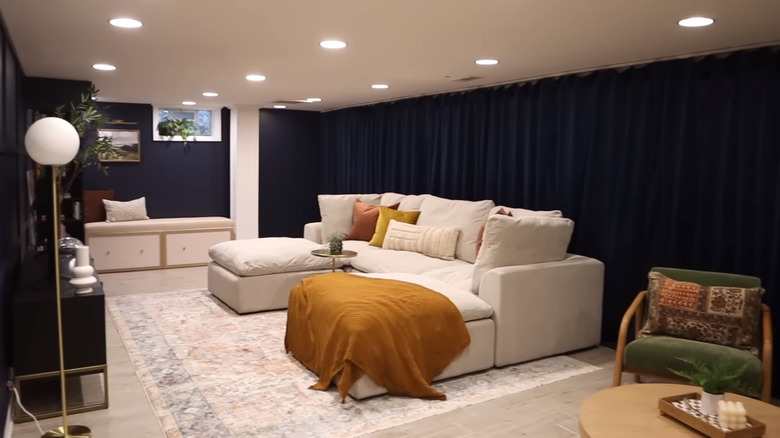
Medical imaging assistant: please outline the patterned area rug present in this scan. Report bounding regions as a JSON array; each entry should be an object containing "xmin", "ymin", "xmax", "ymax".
[{"xmin": 107, "ymin": 289, "xmax": 600, "ymax": 438}]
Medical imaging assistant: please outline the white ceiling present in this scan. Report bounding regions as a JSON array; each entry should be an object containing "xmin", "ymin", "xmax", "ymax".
[{"xmin": 2, "ymin": 0, "xmax": 779, "ymax": 112}]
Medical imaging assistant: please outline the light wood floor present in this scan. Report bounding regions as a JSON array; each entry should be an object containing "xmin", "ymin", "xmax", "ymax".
[{"xmin": 13, "ymin": 266, "xmax": 621, "ymax": 438}]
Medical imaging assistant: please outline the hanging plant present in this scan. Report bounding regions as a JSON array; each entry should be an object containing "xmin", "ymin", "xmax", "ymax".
[{"xmin": 157, "ymin": 118, "xmax": 197, "ymax": 146}]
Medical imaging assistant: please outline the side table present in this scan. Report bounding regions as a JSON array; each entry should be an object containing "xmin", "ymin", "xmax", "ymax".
[{"xmin": 311, "ymin": 249, "xmax": 358, "ymax": 272}]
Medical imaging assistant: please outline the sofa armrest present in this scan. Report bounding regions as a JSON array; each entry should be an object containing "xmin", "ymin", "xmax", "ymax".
[
  {"xmin": 478, "ymin": 254, "xmax": 604, "ymax": 366},
  {"xmin": 304, "ymin": 222, "xmax": 322, "ymax": 243}
]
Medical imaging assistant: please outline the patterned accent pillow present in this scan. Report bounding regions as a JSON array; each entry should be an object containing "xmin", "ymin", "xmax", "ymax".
[
  {"xmin": 639, "ymin": 271, "xmax": 764, "ymax": 355},
  {"xmin": 382, "ymin": 220, "xmax": 460, "ymax": 261},
  {"xmin": 103, "ymin": 197, "xmax": 150, "ymax": 222}
]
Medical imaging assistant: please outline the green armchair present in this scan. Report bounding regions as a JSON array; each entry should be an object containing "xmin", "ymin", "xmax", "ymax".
[{"xmin": 612, "ymin": 267, "xmax": 773, "ymax": 402}]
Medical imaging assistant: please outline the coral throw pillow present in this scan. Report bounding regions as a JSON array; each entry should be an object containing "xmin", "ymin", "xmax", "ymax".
[
  {"xmin": 639, "ymin": 271, "xmax": 764, "ymax": 355},
  {"xmin": 345, "ymin": 200, "xmax": 399, "ymax": 241},
  {"xmin": 368, "ymin": 207, "xmax": 421, "ymax": 247},
  {"xmin": 83, "ymin": 189, "xmax": 115, "ymax": 222}
]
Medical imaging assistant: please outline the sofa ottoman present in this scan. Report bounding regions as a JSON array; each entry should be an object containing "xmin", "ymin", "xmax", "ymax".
[{"xmin": 208, "ymin": 237, "xmax": 342, "ymax": 313}]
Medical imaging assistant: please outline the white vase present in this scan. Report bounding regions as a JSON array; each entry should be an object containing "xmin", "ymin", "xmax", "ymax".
[
  {"xmin": 70, "ymin": 245, "xmax": 97, "ymax": 295},
  {"xmin": 700, "ymin": 391, "xmax": 724, "ymax": 416}
]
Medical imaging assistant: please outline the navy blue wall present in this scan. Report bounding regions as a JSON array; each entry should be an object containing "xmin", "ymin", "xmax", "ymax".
[
  {"xmin": 83, "ymin": 103, "xmax": 230, "ymax": 218},
  {"xmin": 259, "ymin": 109, "xmax": 321, "ymax": 237}
]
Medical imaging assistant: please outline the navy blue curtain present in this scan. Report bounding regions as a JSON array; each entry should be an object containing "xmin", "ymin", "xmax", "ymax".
[{"xmin": 322, "ymin": 47, "xmax": 780, "ymax": 395}]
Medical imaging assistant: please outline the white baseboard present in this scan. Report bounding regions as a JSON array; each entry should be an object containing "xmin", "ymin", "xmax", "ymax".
[{"xmin": 3, "ymin": 401, "xmax": 11, "ymax": 438}]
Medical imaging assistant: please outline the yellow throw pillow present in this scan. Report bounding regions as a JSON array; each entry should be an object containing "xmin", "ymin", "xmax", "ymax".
[{"xmin": 369, "ymin": 207, "xmax": 421, "ymax": 247}]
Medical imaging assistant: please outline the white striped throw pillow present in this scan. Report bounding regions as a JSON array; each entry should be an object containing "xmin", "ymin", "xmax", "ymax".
[{"xmin": 382, "ymin": 220, "xmax": 460, "ymax": 261}]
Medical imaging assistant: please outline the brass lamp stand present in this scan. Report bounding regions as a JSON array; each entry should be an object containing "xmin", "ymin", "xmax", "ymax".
[{"xmin": 25, "ymin": 117, "xmax": 91, "ymax": 438}]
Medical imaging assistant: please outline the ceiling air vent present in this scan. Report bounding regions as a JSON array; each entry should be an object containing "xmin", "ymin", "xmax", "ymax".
[
  {"xmin": 274, "ymin": 99, "xmax": 309, "ymax": 105},
  {"xmin": 453, "ymin": 75, "xmax": 483, "ymax": 82}
]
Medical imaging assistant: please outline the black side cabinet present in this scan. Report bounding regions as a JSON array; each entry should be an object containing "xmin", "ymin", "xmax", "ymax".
[{"xmin": 12, "ymin": 253, "xmax": 108, "ymax": 422}]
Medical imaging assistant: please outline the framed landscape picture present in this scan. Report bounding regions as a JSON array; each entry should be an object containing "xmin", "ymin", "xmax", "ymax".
[{"xmin": 97, "ymin": 128, "xmax": 141, "ymax": 162}]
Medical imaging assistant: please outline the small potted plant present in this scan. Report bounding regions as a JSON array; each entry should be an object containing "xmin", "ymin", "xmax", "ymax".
[
  {"xmin": 327, "ymin": 233, "xmax": 345, "ymax": 255},
  {"xmin": 157, "ymin": 118, "xmax": 197, "ymax": 146},
  {"xmin": 668, "ymin": 357, "xmax": 755, "ymax": 416}
]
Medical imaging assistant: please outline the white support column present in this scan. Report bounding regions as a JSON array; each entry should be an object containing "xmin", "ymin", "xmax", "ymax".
[{"xmin": 229, "ymin": 105, "xmax": 260, "ymax": 239}]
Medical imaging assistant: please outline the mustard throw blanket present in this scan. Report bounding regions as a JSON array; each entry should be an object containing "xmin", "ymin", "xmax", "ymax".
[{"xmin": 285, "ymin": 273, "xmax": 470, "ymax": 401}]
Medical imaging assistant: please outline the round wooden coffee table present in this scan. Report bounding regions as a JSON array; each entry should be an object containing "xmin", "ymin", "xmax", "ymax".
[{"xmin": 579, "ymin": 384, "xmax": 780, "ymax": 437}]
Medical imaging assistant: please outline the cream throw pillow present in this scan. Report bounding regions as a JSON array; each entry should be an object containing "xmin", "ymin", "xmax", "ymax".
[
  {"xmin": 103, "ymin": 197, "xmax": 150, "ymax": 222},
  {"xmin": 471, "ymin": 215, "xmax": 574, "ymax": 293},
  {"xmin": 382, "ymin": 219, "xmax": 460, "ymax": 261},
  {"xmin": 318, "ymin": 194, "xmax": 381, "ymax": 242}
]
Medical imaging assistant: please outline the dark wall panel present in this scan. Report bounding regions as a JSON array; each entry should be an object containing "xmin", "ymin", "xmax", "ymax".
[
  {"xmin": 0, "ymin": 13, "xmax": 25, "ymax": 436},
  {"xmin": 259, "ymin": 109, "xmax": 321, "ymax": 237},
  {"xmin": 83, "ymin": 103, "xmax": 230, "ymax": 218}
]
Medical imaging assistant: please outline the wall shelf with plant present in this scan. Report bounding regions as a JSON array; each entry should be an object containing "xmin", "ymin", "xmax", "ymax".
[{"xmin": 156, "ymin": 118, "xmax": 197, "ymax": 146}]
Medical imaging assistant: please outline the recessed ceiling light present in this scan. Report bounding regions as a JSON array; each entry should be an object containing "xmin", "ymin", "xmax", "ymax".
[
  {"xmin": 92, "ymin": 63, "xmax": 116, "ymax": 71},
  {"xmin": 475, "ymin": 59, "xmax": 499, "ymax": 66},
  {"xmin": 202, "ymin": 92, "xmax": 219, "ymax": 97},
  {"xmin": 678, "ymin": 16, "xmax": 714, "ymax": 27},
  {"xmin": 306, "ymin": 98, "xmax": 322, "ymax": 102},
  {"xmin": 246, "ymin": 74, "xmax": 266, "ymax": 82},
  {"xmin": 274, "ymin": 105, "xmax": 286, "ymax": 109},
  {"xmin": 320, "ymin": 40, "xmax": 347, "ymax": 49},
  {"xmin": 371, "ymin": 84, "xmax": 389, "ymax": 89},
  {"xmin": 182, "ymin": 101, "xmax": 196, "ymax": 105},
  {"xmin": 109, "ymin": 18, "xmax": 143, "ymax": 28}
]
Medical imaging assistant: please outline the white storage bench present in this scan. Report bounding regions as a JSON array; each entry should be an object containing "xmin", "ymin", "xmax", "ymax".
[{"xmin": 85, "ymin": 217, "xmax": 234, "ymax": 273}]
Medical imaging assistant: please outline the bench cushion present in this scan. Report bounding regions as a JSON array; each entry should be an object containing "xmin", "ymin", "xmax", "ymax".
[
  {"xmin": 209, "ymin": 237, "xmax": 333, "ymax": 277},
  {"xmin": 86, "ymin": 216, "xmax": 233, "ymax": 235}
]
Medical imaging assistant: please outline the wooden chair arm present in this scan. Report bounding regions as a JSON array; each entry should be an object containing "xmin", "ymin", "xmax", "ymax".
[
  {"xmin": 760, "ymin": 304, "xmax": 772, "ymax": 402},
  {"xmin": 612, "ymin": 290, "xmax": 647, "ymax": 387}
]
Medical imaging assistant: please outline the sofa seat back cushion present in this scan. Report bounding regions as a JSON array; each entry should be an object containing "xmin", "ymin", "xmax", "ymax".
[
  {"xmin": 490, "ymin": 205, "xmax": 563, "ymax": 219},
  {"xmin": 208, "ymin": 237, "xmax": 333, "ymax": 276},
  {"xmin": 84, "ymin": 189, "xmax": 115, "ymax": 222},
  {"xmin": 357, "ymin": 272, "xmax": 493, "ymax": 322},
  {"xmin": 639, "ymin": 271, "xmax": 764, "ymax": 355},
  {"xmin": 351, "ymin": 247, "xmax": 471, "ymax": 276},
  {"xmin": 416, "ymin": 195, "xmax": 494, "ymax": 263},
  {"xmin": 624, "ymin": 335, "xmax": 763, "ymax": 394},
  {"xmin": 472, "ymin": 215, "xmax": 574, "ymax": 293},
  {"xmin": 382, "ymin": 220, "xmax": 460, "ymax": 261},
  {"xmin": 318, "ymin": 194, "xmax": 382, "ymax": 242},
  {"xmin": 103, "ymin": 197, "xmax": 150, "ymax": 222}
]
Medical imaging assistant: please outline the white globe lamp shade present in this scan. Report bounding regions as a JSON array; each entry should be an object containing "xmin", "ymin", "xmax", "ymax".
[{"xmin": 24, "ymin": 117, "xmax": 80, "ymax": 165}]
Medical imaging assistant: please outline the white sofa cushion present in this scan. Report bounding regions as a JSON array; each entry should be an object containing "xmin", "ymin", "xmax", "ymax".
[
  {"xmin": 318, "ymin": 194, "xmax": 381, "ymax": 242},
  {"xmin": 382, "ymin": 220, "xmax": 460, "ymax": 261},
  {"xmin": 398, "ymin": 194, "xmax": 429, "ymax": 211},
  {"xmin": 356, "ymin": 272, "xmax": 493, "ymax": 322},
  {"xmin": 472, "ymin": 215, "xmax": 574, "ymax": 292},
  {"xmin": 421, "ymin": 265, "xmax": 474, "ymax": 293},
  {"xmin": 491, "ymin": 205, "xmax": 563, "ymax": 218},
  {"xmin": 417, "ymin": 195, "xmax": 494, "ymax": 263},
  {"xmin": 350, "ymin": 247, "xmax": 471, "ymax": 275},
  {"xmin": 380, "ymin": 192, "xmax": 406, "ymax": 206},
  {"xmin": 209, "ymin": 237, "xmax": 332, "ymax": 276}
]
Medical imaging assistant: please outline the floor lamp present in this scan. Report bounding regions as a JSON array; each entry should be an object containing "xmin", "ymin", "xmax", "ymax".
[{"xmin": 24, "ymin": 117, "xmax": 91, "ymax": 438}]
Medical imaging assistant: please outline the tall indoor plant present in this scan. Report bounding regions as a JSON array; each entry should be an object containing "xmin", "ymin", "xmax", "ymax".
[{"xmin": 53, "ymin": 84, "xmax": 117, "ymax": 195}]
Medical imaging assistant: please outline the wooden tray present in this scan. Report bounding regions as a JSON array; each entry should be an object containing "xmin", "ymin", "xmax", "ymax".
[{"xmin": 658, "ymin": 392, "xmax": 766, "ymax": 438}]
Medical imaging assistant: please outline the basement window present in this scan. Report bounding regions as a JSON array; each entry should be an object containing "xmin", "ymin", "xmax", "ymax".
[{"xmin": 152, "ymin": 106, "xmax": 222, "ymax": 142}]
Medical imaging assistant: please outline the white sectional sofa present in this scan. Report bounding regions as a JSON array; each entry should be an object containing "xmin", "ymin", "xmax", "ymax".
[{"xmin": 207, "ymin": 192, "xmax": 604, "ymax": 398}]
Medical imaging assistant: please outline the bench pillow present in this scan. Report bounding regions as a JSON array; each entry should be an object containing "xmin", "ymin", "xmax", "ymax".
[{"xmin": 103, "ymin": 197, "xmax": 150, "ymax": 222}]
